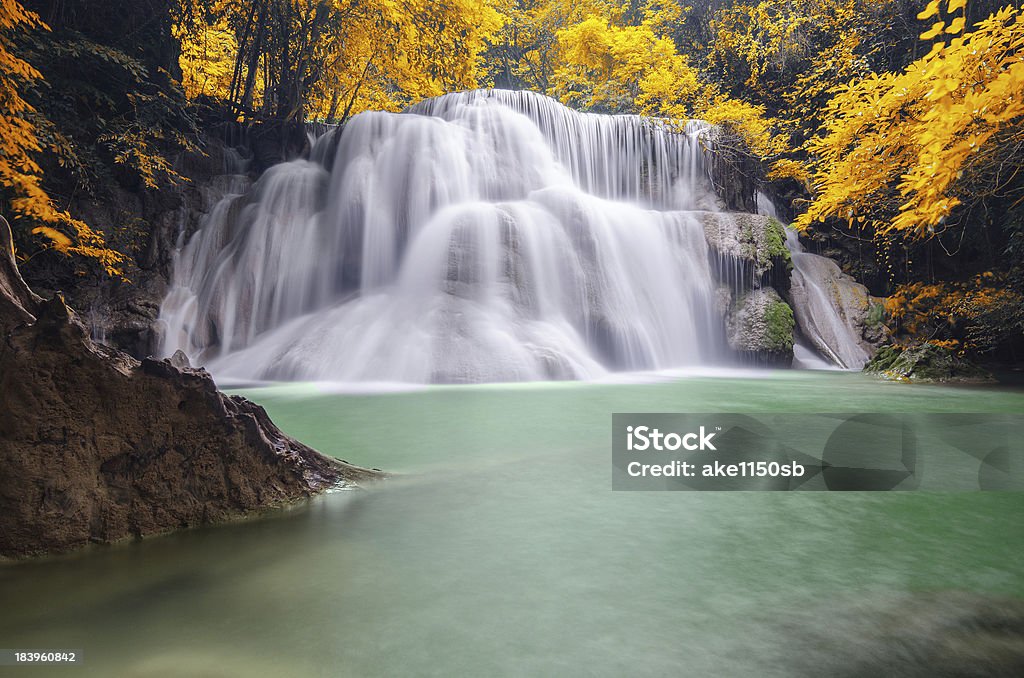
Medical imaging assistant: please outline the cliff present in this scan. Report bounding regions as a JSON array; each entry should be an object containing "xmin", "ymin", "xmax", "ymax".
[{"xmin": 0, "ymin": 216, "xmax": 378, "ymax": 559}]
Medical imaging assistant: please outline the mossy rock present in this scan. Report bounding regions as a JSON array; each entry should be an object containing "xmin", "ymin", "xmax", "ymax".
[
  {"xmin": 764, "ymin": 297, "xmax": 796, "ymax": 352},
  {"xmin": 701, "ymin": 212, "xmax": 791, "ymax": 279},
  {"xmin": 864, "ymin": 343, "xmax": 994, "ymax": 383},
  {"xmin": 764, "ymin": 217, "xmax": 791, "ymax": 264},
  {"xmin": 864, "ymin": 344, "xmax": 902, "ymax": 372},
  {"xmin": 727, "ymin": 288, "xmax": 795, "ymax": 364},
  {"xmin": 739, "ymin": 215, "xmax": 791, "ymax": 273}
]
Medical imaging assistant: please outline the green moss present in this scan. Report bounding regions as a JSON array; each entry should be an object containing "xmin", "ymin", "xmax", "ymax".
[
  {"xmin": 864, "ymin": 343, "xmax": 993, "ymax": 382},
  {"xmin": 764, "ymin": 217, "xmax": 791, "ymax": 262},
  {"xmin": 865, "ymin": 301, "xmax": 886, "ymax": 328},
  {"xmin": 764, "ymin": 299, "xmax": 795, "ymax": 351},
  {"xmin": 864, "ymin": 344, "xmax": 902, "ymax": 373},
  {"xmin": 748, "ymin": 216, "xmax": 791, "ymax": 273}
]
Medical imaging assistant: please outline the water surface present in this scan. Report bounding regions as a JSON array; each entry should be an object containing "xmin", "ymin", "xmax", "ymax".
[{"xmin": 1, "ymin": 371, "xmax": 1022, "ymax": 676}]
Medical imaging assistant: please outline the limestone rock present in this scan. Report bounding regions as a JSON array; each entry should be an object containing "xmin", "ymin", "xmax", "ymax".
[
  {"xmin": 726, "ymin": 288, "xmax": 795, "ymax": 365},
  {"xmin": 0, "ymin": 217, "xmax": 379, "ymax": 559},
  {"xmin": 787, "ymin": 239, "xmax": 885, "ymax": 369},
  {"xmin": 864, "ymin": 343, "xmax": 994, "ymax": 383},
  {"xmin": 700, "ymin": 211, "xmax": 790, "ymax": 281}
]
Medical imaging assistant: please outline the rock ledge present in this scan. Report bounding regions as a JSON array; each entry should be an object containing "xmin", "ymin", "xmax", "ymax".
[{"xmin": 0, "ymin": 216, "xmax": 379, "ymax": 559}]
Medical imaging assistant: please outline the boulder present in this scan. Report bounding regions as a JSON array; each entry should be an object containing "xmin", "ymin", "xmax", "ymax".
[
  {"xmin": 726, "ymin": 288, "xmax": 795, "ymax": 366},
  {"xmin": 700, "ymin": 211, "xmax": 791, "ymax": 290},
  {"xmin": 0, "ymin": 216, "xmax": 379, "ymax": 559},
  {"xmin": 864, "ymin": 343, "xmax": 994, "ymax": 383}
]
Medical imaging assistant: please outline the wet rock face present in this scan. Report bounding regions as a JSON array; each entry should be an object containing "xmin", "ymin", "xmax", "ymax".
[
  {"xmin": 701, "ymin": 212, "xmax": 790, "ymax": 287},
  {"xmin": 697, "ymin": 212, "xmax": 797, "ymax": 365},
  {"xmin": 864, "ymin": 343, "xmax": 994, "ymax": 383},
  {"xmin": 787, "ymin": 242, "xmax": 884, "ymax": 370},
  {"xmin": 726, "ymin": 288, "xmax": 795, "ymax": 366},
  {"xmin": 0, "ymin": 217, "xmax": 378, "ymax": 559},
  {"xmin": 20, "ymin": 135, "xmax": 254, "ymax": 359}
]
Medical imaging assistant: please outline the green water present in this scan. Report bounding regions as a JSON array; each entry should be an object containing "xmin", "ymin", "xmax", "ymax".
[{"xmin": 2, "ymin": 371, "xmax": 1023, "ymax": 676}]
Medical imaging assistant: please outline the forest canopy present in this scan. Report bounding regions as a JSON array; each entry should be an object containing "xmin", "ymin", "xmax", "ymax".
[{"xmin": 0, "ymin": 0, "xmax": 1022, "ymax": 357}]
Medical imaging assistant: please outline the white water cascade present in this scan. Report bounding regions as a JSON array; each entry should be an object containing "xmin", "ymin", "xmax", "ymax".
[
  {"xmin": 784, "ymin": 229, "xmax": 872, "ymax": 370},
  {"xmin": 159, "ymin": 90, "xmax": 732, "ymax": 383}
]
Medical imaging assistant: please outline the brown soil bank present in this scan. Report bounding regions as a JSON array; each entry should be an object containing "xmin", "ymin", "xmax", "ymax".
[{"xmin": 0, "ymin": 217, "xmax": 379, "ymax": 559}]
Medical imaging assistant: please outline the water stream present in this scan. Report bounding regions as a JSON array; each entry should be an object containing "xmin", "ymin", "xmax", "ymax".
[{"xmin": 785, "ymin": 229, "xmax": 872, "ymax": 370}]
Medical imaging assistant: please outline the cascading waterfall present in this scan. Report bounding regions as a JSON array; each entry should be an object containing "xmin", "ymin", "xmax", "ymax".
[
  {"xmin": 158, "ymin": 89, "xmax": 730, "ymax": 383},
  {"xmin": 784, "ymin": 228, "xmax": 872, "ymax": 370},
  {"xmin": 756, "ymin": 191, "xmax": 839, "ymax": 371}
]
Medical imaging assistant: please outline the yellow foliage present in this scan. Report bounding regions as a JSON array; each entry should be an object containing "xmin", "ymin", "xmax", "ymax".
[
  {"xmin": 709, "ymin": 0, "xmax": 814, "ymax": 94},
  {"xmin": 548, "ymin": 5, "xmax": 784, "ymax": 160},
  {"xmin": 30, "ymin": 225, "xmax": 70, "ymax": 249},
  {"xmin": 767, "ymin": 158, "xmax": 811, "ymax": 184},
  {"xmin": 700, "ymin": 96, "xmax": 786, "ymax": 158},
  {"xmin": 1, "ymin": 0, "xmax": 48, "ymax": 221},
  {"xmin": 704, "ymin": 0, "xmax": 896, "ymax": 184},
  {"xmin": 178, "ymin": 0, "xmax": 503, "ymax": 121},
  {"xmin": 486, "ymin": 0, "xmax": 622, "ymax": 92},
  {"xmin": 552, "ymin": 16, "xmax": 701, "ymax": 116},
  {"xmin": 0, "ymin": 0, "xmax": 125, "ymax": 276},
  {"xmin": 885, "ymin": 276, "xmax": 1024, "ymax": 353},
  {"xmin": 796, "ymin": 4, "xmax": 1024, "ymax": 240},
  {"xmin": 176, "ymin": 13, "xmax": 240, "ymax": 101}
]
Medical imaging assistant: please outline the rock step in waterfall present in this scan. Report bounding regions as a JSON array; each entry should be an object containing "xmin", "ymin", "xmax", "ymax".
[{"xmin": 158, "ymin": 89, "xmax": 874, "ymax": 383}]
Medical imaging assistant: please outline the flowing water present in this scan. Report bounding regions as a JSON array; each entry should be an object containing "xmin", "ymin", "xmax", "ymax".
[
  {"xmin": 2, "ymin": 372, "xmax": 1023, "ymax": 677},
  {"xmin": 158, "ymin": 91, "xmax": 736, "ymax": 383},
  {"xmin": 785, "ymin": 229, "xmax": 872, "ymax": 370}
]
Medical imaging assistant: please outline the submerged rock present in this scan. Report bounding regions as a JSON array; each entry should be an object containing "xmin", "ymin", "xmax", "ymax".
[
  {"xmin": 726, "ymin": 288, "xmax": 795, "ymax": 365},
  {"xmin": 864, "ymin": 343, "xmax": 994, "ymax": 383},
  {"xmin": 0, "ymin": 217, "xmax": 379, "ymax": 559},
  {"xmin": 774, "ymin": 592, "xmax": 1024, "ymax": 678}
]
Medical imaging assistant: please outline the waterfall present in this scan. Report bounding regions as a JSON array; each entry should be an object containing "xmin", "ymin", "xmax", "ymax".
[
  {"xmin": 784, "ymin": 229, "xmax": 872, "ymax": 370},
  {"xmin": 158, "ymin": 89, "xmax": 728, "ymax": 383}
]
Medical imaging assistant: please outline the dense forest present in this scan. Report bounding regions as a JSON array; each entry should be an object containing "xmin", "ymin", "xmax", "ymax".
[{"xmin": 1, "ymin": 0, "xmax": 1022, "ymax": 363}]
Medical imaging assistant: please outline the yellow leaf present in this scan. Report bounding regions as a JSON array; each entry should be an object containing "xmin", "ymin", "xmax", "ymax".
[
  {"xmin": 921, "ymin": 22, "xmax": 945, "ymax": 40},
  {"xmin": 917, "ymin": 0, "xmax": 941, "ymax": 20},
  {"xmin": 946, "ymin": 17, "xmax": 965, "ymax": 34},
  {"xmin": 31, "ymin": 226, "xmax": 72, "ymax": 251}
]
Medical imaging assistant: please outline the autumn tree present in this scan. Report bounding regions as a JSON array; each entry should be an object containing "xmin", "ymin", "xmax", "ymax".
[
  {"xmin": 0, "ymin": 0, "xmax": 125, "ymax": 276},
  {"xmin": 796, "ymin": 2, "xmax": 1024, "ymax": 242},
  {"xmin": 177, "ymin": 0, "xmax": 502, "ymax": 124},
  {"xmin": 787, "ymin": 1, "xmax": 1024, "ymax": 358},
  {"xmin": 0, "ymin": 0, "xmax": 50, "ymax": 224},
  {"xmin": 547, "ymin": 2, "xmax": 786, "ymax": 162},
  {"xmin": 484, "ymin": 0, "xmax": 620, "ymax": 91},
  {"xmin": 177, "ymin": 8, "xmax": 238, "ymax": 100}
]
